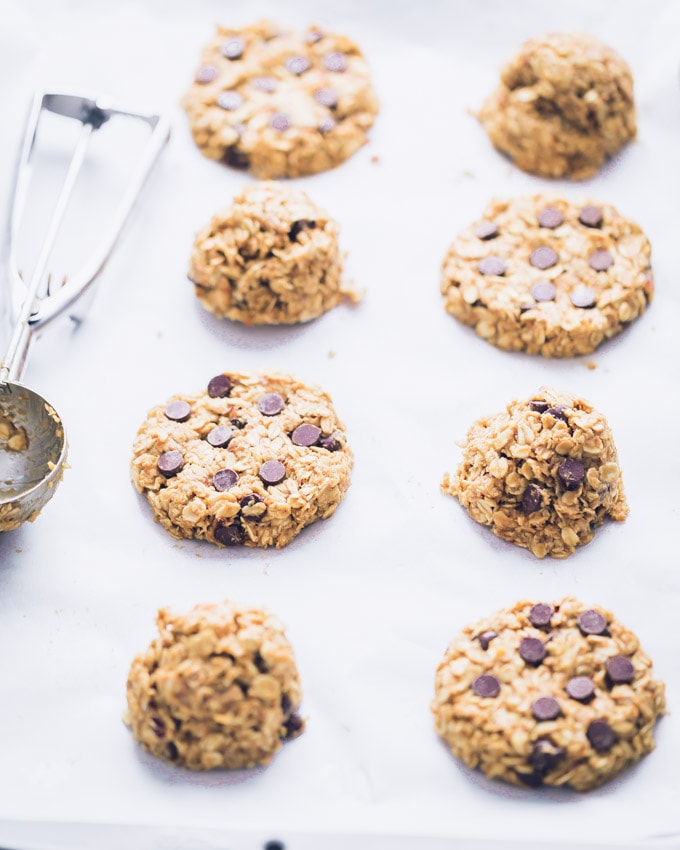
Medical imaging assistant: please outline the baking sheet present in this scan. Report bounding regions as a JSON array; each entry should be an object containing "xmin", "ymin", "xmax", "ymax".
[{"xmin": 1, "ymin": 0, "xmax": 679, "ymax": 847}]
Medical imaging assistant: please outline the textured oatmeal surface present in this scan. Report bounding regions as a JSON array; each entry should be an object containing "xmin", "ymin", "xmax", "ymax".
[
  {"xmin": 189, "ymin": 182, "xmax": 360, "ymax": 325},
  {"xmin": 131, "ymin": 370, "xmax": 352, "ymax": 549},
  {"xmin": 182, "ymin": 19, "xmax": 379, "ymax": 179},
  {"xmin": 441, "ymin": 387, "xmax": 628, "ymax": 559},
  {"xmin": 478, "ymin": 32, "xmax": 636, "ymax": 180},
  {"xmin": 440, "ymin": 194, "xmax": 653, "ymax": 357},
  {"xmin": 125, "ymin": 600, "xmax": 305, "ymax": 770},
  {"xmin": 432, "ymin": 596, "xmax": 665, "ymax": 791}
]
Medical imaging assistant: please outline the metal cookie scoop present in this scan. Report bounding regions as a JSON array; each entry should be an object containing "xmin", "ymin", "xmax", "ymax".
[{"xmin": 0, "ymin": 91, "xmax": 170, "ymax": 530}]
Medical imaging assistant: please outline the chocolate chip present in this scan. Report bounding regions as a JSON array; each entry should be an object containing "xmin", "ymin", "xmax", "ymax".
[
  {"xmin": 305, "ymin": 29, "xmax": 323, "ymax": 43},
  {"xmin": 214, "ymin": 521, "xmax": 245, "ymax": 546},
  {"xmin": 471, "ymin": 674, "xmax": 500, "ymax": 698},
  {"xmin": 230, "ymin": 418, "xmax": 247, "ymax": 429},
  {"xmin": 157, "ymin": 450, "xmax": 184, "ymax": 478},
  {"xmin": 528, "ymin": 739, "xmax": 566, "ymax": 774},
  {"xmin": 532, "ymin": 696, "xmax": 561, "ymax": 721},
  {"xmin": 283, "ymin": 713, "xmax": 304, "ymax": 739},
  {"xmin": 207, "ymin": 374, "xmax": 232, "ymax": 398},
  {"xmin": 529, "ymin": 400, "xmax": 549, "ymax": 413},
  {"xmin": 521, "ymin": 484, "xmax": 543, "ymax": 513},
  {"xmin": 530, "ymin": 246, "xmax": 559, "ymax": 270},
  {"xmin": 477, "ymin": 630, "xmax": 498, "ymax": 650},
  {"xmin": 150, "ymin": 717, "xmax": 166, "ymax": 738},
  {"xmin": 314, "ymin": 87, "xmax": 338, "ymax": 108},
  {"xmin": 531, "ymin": 281, "xmax": 556, "ymax": 302},
  {"xmin": 478, "ymin": 256, "xmax": 506, "ymax": 276},
  {"xmin": 577, "ymin": 609, "xmax": 608, "ymax": 636},
  {"xmin": 213, "ymin": 468, "xmax": 238, "ymax": 492},
  {"xmin": 324, "ymin": 51, "xmax": 347, "ymax": 72},
  {"xmin": 216, "ymin": 91, "xmax": 243, "ymax": 111},
  {"xmin": 281, "ymin": 694, "xmax": 292, "ymax": 716},
  {"xmin": 286, "ymin": 55, "xmax": 310, "ymax": 75},
  {"xmin": 270, "ymin": 112, "xmax": 290, "ymax": 132},
  {"xmin": 319, "ymin": 434, "xmax": 342, "ymax": 452},
  {"xmin": 589, "ymin": 249, "xmax": 614, "ymax": 272},
  {"xmin": 165, "ymin": 400, "xmax": 191, "ymax": 422},
  {"xmin": 474, "ymin": 220, "xmax": 499, "ymax": 240},
  {"xmin": 606, "ymin": 656, "xmax": 635, "ymax": 685},
  {"xmin": 566, "ymin": 676, "xmax": 595, "ymax": 702},
  {"xmin": 221, "ymin": 37, "xmax": 245, "ymax": 60},
  {"xmin": 570, "ymin": 286, "xmax": 596, "ymax": 308},
  {"xmin": 259, "ymin": 460, "xmax": 286, "ymax": 486},
  {"xmin": 166, "ymin": 741, "xmax": 179, "ymax": 761},
  {"xmin": 289, "ymin": 219, "xmax": 316, "ymax": 241},
  {"xmin": 529, "ymin": 604, "xmax": 553, "ymax": 628},
  {"xmin": 547, "ymin": 405, "xmax": 568, "ymax": 422},
  {"xmin": 587, "ymin": 719, "xmax": 617, "ymax": 752},
  {"xmin": 196, "ymin": 65, "xmax": 218, "ymax": 84},
  {"xmin": 258, "ymin": 393, "xmax": 285, "ymax": 415},
  {"xmin": 557, "ymin": 458, "xmax": 585, "ymax": 490},
  {"xmin": 224, "ymin": 146, "xmax": 249, "ymax": 170},
  {"xmin": 291, "ymin": 423, "xmax": 321, "ymax": 447},
  {"xmin": 207, "ymin": 426, "xmax": 234, "ymax": 448},
  {"xmin": 579, "ymin": 206, "xmax": 603, "ymax": 228},
  {"xmin": 264, "ymin": 842, "xmax": 285, "ymax": 850},
  {"xmin": 252, "ymin": 76, "xmax": 278, "ymax": 93},
  {"xmin": 519, "ymin": 637, "xmax": 546, "ymax": 665},
  {"xmin": 537, "ymin": 207, "xmax": 564, "ymax": 229},
  {"xmin": 516, "ymin": 770, "xmax": 544, "ymax": 787},
  {"xmin": 240, "ymin": 493, "xmax": 263, "ymax": 511},
  {"xmin": 318, "ymin": 116, "xmax": 336, "ymax": 134},
  {"xmin": 254, "ymin": 651, "xmax": 269, "ymax": 673}
]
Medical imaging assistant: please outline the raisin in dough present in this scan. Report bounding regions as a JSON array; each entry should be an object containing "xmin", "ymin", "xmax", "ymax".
[
  {"xmin": 189, "ymin": 182, "xmax": 360, "ymax": 325},
  {"xmin": 125, "ymin": 600, "xmax": 305, "ymax": 770},
  {"xmin": 131, "ymin": 371, "xmax": 352, "ymax": 549},
  {"xmin": 440, "ymin": 194, "xmax": 653, "ymax": 357},
  {"xmin": 441, "ymin": 388, "xmax": 628, "ymax": 559},
  {"xmin": 432, "ymin": 597, "xmax": 665, "ymax": 791},
  {"xmin": 478, "ymin": 32, "xmax": 636, "ymax": 179},
  {"xmin": 182, "ymin": 20, "xmax": 379, "ymax": 179}
]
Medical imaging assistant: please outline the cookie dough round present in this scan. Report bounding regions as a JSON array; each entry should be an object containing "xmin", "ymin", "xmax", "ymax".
[
  {"xmin": 432, "ymin": 596, "xmax": 665, "ymax": 791},
  {"xmin": 182, "ymin": 19, "xmax": 379, "ymax": 179},
  {"xmin": 131, "ymin": 371, "xmax": 352, "ymax": 549},
  {"xmin": 441, "ymin": 387, "xmax": 628, "ymax": 559},
  {"xmin": 478, "ymin": 32, "xmax": 636, "ymax": 179},
  {"xmin": 440, "ymin": 195, "xmax": 653, "ymax": 357},
  {"xmin": 125, "ymin": 600, "xmax": 305, "ymax": 770},
  {"xmin": 189, "ymin": 182, "xmax": 359, "ymax": 325}
]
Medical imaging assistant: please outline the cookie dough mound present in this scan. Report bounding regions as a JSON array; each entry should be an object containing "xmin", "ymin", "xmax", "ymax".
[
  {"xmin": 131, "ymin": 371, "xmax": 352, "ymax": 549},
  {"xmin": 441, "ymin": 388, "xmax": 628, "ymax": 558},
  {"xmin": 189, "ymin": 183, "xmax": 359, "ymax": 325},
  {"xmin": 440, "ymin": 194, "xmax": 653, "ymax": 357},
  {"xmin": 479, "ymin": 32, "xmax": 636, "ymax": 179},
  {"xmin": 182, "ymin": 20, "xmax": 379, "ymax": 179},
  {"xmin": 125, "ymin": 601, "xmax": 305, "ymax": 770},
  {"xmin": 432, "ymin": 597, "xmax": 666, "ymax": 791}
]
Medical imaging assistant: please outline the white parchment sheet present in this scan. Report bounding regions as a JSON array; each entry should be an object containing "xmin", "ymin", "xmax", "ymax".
[{"xmin": 0, "ymin": 0, "xmax": 679, "ymax": 848}]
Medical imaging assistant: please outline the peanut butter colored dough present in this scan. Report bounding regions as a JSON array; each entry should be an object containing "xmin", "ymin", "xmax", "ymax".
[
  {"xmin": 182, "ymin": 20, "xmax": 379, "ymax": 179},
  {"xmin": 125, "ymin": 600, "xmax": 305, "ymax": 770},
  {"xmin": 441, "ymin": 388, "xmax": 628, "ymax": 559},
  {"xmin": 189, "ymin": 182, "xmax": 360, "ymax": 325},
  {"xmin": 478, "ymin": 32, "xmax": 636, "ymax": 179},
  {"xmin": 440, "ymin": 194, "xmax": 653, "ymax": 357},
  {"xmin": 131, "ymin": 371, "xmax": 352, "ymax": 549},
  {"xmin": 432, "ymin": 597, "xmax": 665, "ymax": 791}
]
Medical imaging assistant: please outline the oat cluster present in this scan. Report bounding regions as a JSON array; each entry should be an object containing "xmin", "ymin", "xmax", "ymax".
[{"xmin": 479, "ymin": 32, "xmax": 636, "ymax": 179}]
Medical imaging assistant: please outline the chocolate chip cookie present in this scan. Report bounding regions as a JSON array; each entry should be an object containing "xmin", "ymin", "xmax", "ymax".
[
  {"xmin": 182, "ymin": 20, "xmax": 379, "ymax": 178},
  {"xmin": 432, "ymin": 596, "xmax": 665, "ymax": 791},
  {"xmin": 440, "ymin": 194, "xmax": 653, "ymax": 357},
  {"xmin": 478, "ymin": 32, "xmax": 636, "ymax": 179},
  {"xmin": 125, "ymin": 600, "xmax": 305, "ymax": 770},
  {"xmin": 441, "ymin": 387, "xmax": 628, "ymax": 559},
  {"xmin": 189, "ymin": 182, "xmax": 360, "ymax": 325},
  {"xmin": 131, "ymin": 371, "xmax": 352, "ymax": 549}
]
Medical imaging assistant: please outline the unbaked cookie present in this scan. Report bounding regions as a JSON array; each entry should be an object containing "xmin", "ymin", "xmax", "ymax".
[
  {"xmin": 432, "ymin": 596, "xmax": 665, "ymax": 791},
  {"xmin": 131, "ymin": 371, "xmax": 352, "ymax": 549},
  {"xmin": 125, "ymin": 600, "xmax": 305, "ymax": 770},
  {"xmin": 440, "ymin": 194, "xmax": 653, "ymax": 357},
  {"xmin": 441, "ymin": 387, "xmax": 628, "ymax": 559},
  {"xmin": 478, "ymin": 32, "xmax": 636, "ymax": 179},
  {"xmin": 189, "ymin": 182, "xmax": 360, "ymax": 325},
  {"xmin": 182, "ymin": 20, "xmax": 379, "ymax": 179}
]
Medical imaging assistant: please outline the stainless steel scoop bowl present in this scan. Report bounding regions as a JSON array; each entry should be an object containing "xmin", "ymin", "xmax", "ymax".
[{"xmin": 0, "ymin": 90, "xmax": 169, "ymax": 529}]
